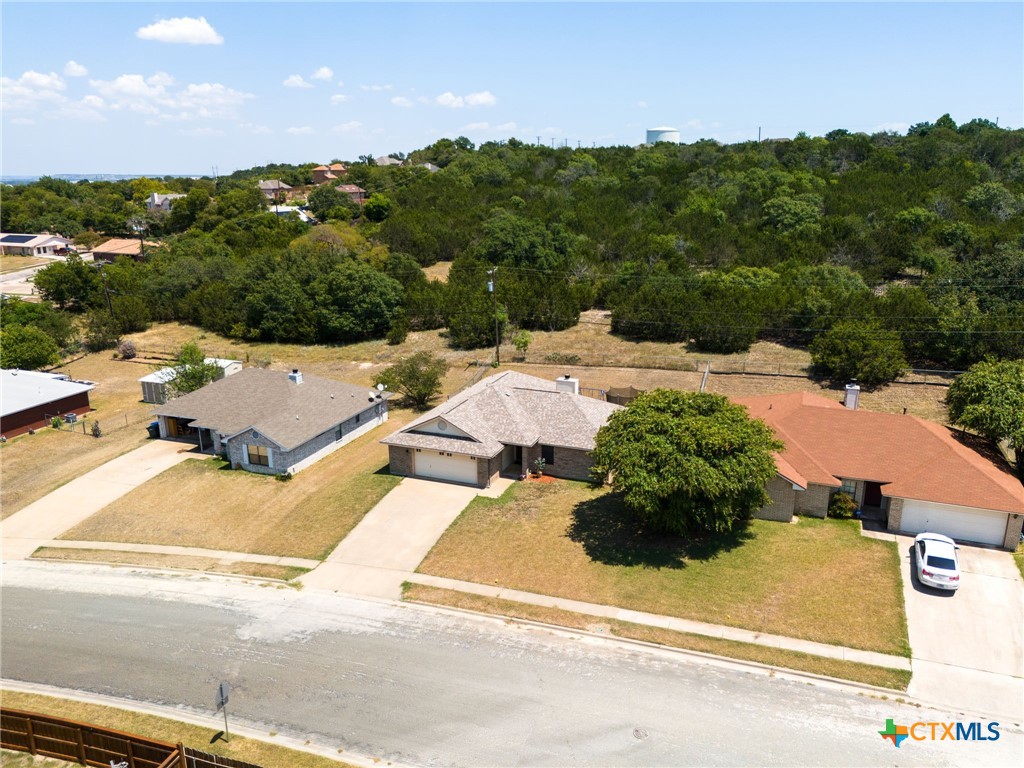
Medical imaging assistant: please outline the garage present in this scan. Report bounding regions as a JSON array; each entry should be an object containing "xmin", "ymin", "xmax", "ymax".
[
  {"xmin": 899, "ymin": 498, "xmax": 1009, "ymax": 546},
  {"xmin": 415, "ymin": 450, "xmax": 477, "ymax": 485}
]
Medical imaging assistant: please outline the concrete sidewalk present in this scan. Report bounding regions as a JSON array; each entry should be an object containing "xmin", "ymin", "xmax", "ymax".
[
  {"xmin": 2, "ymin": 440, "xmax": 200, "ymax": 561},
  {"xmin": 405, "ymin": 572, "xmax": 912, "ymax": 671},
  {"xmin": 300, "ymin": 476, "xmax": 513, "ymax": 598}
]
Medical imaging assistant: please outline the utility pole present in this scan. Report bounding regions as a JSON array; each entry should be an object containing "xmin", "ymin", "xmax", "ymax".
[
  {"xmin": 487, "ymin": 268, "xmax": 500, "ymax": 366},
  {"xmin": 99, "ymin": 267, "xmax": 114, "ymax": 317},
  {"xmin": 758, "ymin": 126, "xmax": 762, "ymax": 143}
]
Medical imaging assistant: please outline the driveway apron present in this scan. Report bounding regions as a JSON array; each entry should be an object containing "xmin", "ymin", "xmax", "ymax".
[
  {"xmin": 2, "ymin": 440, "xmax": 198, "ymax": 561},
  {"xmin": 299, "ymin": 477, "xmax": 485, "ymax": 598},
  {"xmin": 898, "ymin": 536, "xmax": 1024, "ymax": 720}
]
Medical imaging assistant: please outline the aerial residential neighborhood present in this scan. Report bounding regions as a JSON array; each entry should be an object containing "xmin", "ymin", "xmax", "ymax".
[{"xmin": 1, "ymin": 3, "xmax": 1022, "ymax": 767}]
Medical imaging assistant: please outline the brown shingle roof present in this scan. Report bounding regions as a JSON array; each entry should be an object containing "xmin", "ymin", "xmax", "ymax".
[
  {"xmin": 154, "ymin": 368, "xmax": 390, "ymax": 451},
  {"xmin": 736, "ymin": 392, "xmax": 1024, "ymax": 514},
  {"xmin": 382, "ymin": 371, "xmax": 621, "ymax": 458},
  {"xmin": 92, "ymin": 238, "xmax": 158, "ymax": 256}
]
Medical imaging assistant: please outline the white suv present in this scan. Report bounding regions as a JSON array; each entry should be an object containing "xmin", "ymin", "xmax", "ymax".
[{"xmin": 914, "ymin": 533, "xmax": 961, "ymax": 591}]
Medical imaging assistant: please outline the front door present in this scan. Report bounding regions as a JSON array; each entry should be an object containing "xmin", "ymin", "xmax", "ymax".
[
  {"xmin": 864, "ymin": 482, "xmax": 883, "ymax": 506},
  {"xmin": 514, "ymin": 445, "xmax": 522, "ymax": 463}
]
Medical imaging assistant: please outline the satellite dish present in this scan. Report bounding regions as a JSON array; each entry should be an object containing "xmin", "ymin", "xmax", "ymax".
[{"xmin": 376, "ymin": 383, "xmax": 385, "ymax": 391}]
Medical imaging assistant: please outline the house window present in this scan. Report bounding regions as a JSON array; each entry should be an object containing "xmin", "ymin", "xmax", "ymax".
[
  {"xmin": 839, "ymin": 479, "xmax": 856, "ymax": 497},
  {"xmin": 247, "ymin": 444, "xmax": 270, "ymax": 467},
  {"xmin": 541, "ymin": 445, "xmax": 555, "ymax": 465}
]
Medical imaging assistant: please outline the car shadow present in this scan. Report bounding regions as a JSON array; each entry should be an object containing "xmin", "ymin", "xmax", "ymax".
[{"xmin": 908, "ymin": 545, "xmax": 957, "ymax": 598}]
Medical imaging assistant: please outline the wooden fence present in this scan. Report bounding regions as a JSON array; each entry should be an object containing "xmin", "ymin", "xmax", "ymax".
[{"xmin": 1, "ymin": 709, "xmax": 261, "ymax": 768}]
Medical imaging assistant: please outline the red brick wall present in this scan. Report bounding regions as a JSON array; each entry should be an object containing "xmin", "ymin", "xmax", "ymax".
[{"xmin": 1, "ymin": 392, "xmax": 92, "ymax": 438}]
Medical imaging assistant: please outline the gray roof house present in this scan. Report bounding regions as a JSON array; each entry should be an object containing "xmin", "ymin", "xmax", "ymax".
[
  {"xmin": 382, "ymin": 371, "xmax": 621, "ymax": 487},
  {"xmin": 145, "ymin": 192, "xmax": 186, "ymax": 212},
  {"xmin": 154, "ymin": 368, "xmax": 392, "ymax": 475}
]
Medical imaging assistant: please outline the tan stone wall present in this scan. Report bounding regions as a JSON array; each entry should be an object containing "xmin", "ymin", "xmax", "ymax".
[
  {"xmin": 795, "ymin": 483, "xmax": 832, "ymax": 518},
  {"xmin": 756, "ymin": 476, "xmax": 796, "ymax": 522},
  {"xmin": 1002, "ymin": 514, "xmax": 1023, "ymax": 551},
  {"xmin": 388, "ymin": 445, "xmax": 414, "ymax": 478},
  {"xmin": 886, "ymin": 497, "xmax": 905, "ymax": 532}
]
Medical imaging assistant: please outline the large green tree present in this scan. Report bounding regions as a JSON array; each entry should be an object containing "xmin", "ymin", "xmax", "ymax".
[
  {"xmin": 166, "ymin": 342, "xmax": 220, "ymax": 399},
  {"xmin": 591, "ymin": 390, "xmax": 783, "ymax": 535},
  {"xmin": 0, "ymin": 324, "xmax": 61, "ymax": 370},
  {"xmin": 374, "ymin": 351, "xmax": 451, "ymax": 409},
  {"xmin": 946, "ymin": 359, "xmax": 1024, "ymax": 480},
  {"xmin": 810, "ymin": 320, "xmax": 907, "ymax": 388}
]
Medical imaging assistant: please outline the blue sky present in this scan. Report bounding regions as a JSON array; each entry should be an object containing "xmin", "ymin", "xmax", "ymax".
[{"xmin": 2, "ymin": 1, "xmax": 1021, "ymax": 175}]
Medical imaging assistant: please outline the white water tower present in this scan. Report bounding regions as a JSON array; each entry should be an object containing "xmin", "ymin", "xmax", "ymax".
[{"xmin": 646, "ymin": 126, "xmax": 680, "ymax": 144}]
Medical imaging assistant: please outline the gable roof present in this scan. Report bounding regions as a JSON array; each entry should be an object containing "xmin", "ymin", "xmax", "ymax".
[
  {"xmin": 736, "ymin": 391, "xmax": 1024, "ymax": 514},
  {"xmin": 336, "ymin": 184, "xmax": 365, "ymax": 194},
  {"xmin": 92, "ymin": 238, "xmax": 156, "ymax": 256},
  {"xmin": 153, "ymin": 368, "xmax": 390, "ymax": 451},
  {"xmin": 258, "ymin": 179, "xmax": 292, "ymax": 191},
  {"xmin": 0, "ymin": 232, "xmax": 73, "ymax": 248},
  {"xmin": 382, "ymin": 371, "xmax": 621, "ymax": 458}
]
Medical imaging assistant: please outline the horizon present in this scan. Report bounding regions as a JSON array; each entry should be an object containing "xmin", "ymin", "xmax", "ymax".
[{"xmin": 2, "ymin": 1, "xmax": 1021, "ymax": 176}]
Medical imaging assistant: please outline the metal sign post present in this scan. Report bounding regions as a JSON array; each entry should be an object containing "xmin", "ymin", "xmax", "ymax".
[{"xmin": 215, "ymin": 681, "xmax": 231, "ymax": 741}]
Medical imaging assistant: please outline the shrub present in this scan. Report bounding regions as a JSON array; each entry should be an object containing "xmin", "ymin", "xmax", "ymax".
[
  {"xmin": 387, "ymin": 314, "xmax": 410, "ymax": 345},
  {"xmin": 90, "ymin": 421, "xmax": 102, "ymax": 438},
  {"xmin": 544, "ymin": 352, "xmax": 581, "ymax": 365},
  {"xmin": 810, "ymin": 320, "xmax": 907, "ymax": 388},
  {"xmin": 117, "ymin": 339, "xmax": 138, "ymax": 360},
  {"xmin": 51, "ymin": 416, "xmax": 63, "ymax": 430},
  {"xmin": 828, "ymin": 492, "xmax": 858, "ymax": 519}
]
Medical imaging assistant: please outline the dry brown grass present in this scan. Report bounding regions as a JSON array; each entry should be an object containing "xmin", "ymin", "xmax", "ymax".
[
  {"xmin": 404, "ymin": 584, "xmax": 911, "ymax": 690},
  {"xmin": 417, "ymin": 480, "xmax": 910, "ymax": 655},
  {"xmin": 0, "ymin": 691, "xmax": 357, "ymax": 767},
  {"xmin": 59, "ymin": 410, "xmax": 416, "ymax": 559},
  {"xmin": 0, "ymin": 255, "xmax": 50, "ymax": 273},
  {"xmin": 0, "ymin": 427, "xmax": 147, "ymax": 519},
  {"xmin": 0, "ymin": 748, "xmax": 69, "ymax": 767},
  {"xmin": 421, "ymin": 261, "xmax": 451, "ymax": 282},
  {"xmin": 30, "ymin": 548, "xmax": 308, "ymax": 581}
]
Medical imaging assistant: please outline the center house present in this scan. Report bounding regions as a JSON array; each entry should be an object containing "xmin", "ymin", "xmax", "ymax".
[
  {"xmin": 382, "ymin": 371, "xmax": 622, "ymax": 487},
  {"xmin": 154, "ymin": 368, "xmax": 391, "ymax": 475}
]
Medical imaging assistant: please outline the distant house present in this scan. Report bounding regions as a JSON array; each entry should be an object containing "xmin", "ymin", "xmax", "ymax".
[
  {"xmin": 153, "ymin": 368, "xmax": 392, "ymax": 475},
  {"xmin": 258, "ymin": 179, "xmax": 292, "ymax": 201},
  {"xmin": 382, "ymin": 371, "xmax": 621, "ymax": 487},
  {"xmin": 139, "ymin": 358, "xmax": 243, "ymax": 404},
  {"xmin": 0, "ymin": 232, "xmax": 74, "ymax": 257},
  {"xmin": 91, "ymin": 238, "xmax": 158, "ymax": 263},
  {"xmin": 312, "ymin": 163, "xmax": 347, "ymax": 184},
  {"xmin": 336, "ymin": 184, "xmax": 367, "ymax": 205},
  {"xmin": 145, "ymin": 192, "xmax": 185, "ymax": 213},
  {"xmin": 1, "ymin": 369, "xmax": 94, "ymax": 438},
  {"xmin": 420, "ymin": 162, "xmax": 441, "ymax": 173},
  {"xmin": 375, "ymin": 156, "xmax": 403, "ymax": 167},
  {"xmin": 740, "ymin": 391, "xmax": 1024, "ymax": 549},
  {"xmin": 269, "ymin": 205, "xmax": 315, "ymax": 224}
]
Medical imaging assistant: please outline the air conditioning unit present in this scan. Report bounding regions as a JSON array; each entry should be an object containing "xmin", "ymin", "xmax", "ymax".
[{"xmin": 64, "ymin": 413, "xmax": 79, "ymax": 424}]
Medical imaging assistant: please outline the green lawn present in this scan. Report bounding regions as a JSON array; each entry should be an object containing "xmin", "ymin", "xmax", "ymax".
[{"xmin": 417, "ymin": 480, "xmax": 910, "ymax": 656}]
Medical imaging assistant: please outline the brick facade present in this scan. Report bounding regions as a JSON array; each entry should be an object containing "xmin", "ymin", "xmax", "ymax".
[
  {"xmin": 522, "ymin": 444, "xmax": 596, "ymax": 482},
  {"xmin": 795, "ymin": 483, "xmax": 832, "ymax": 518},
  {"xmin": 756, "ymin": 476, "xmax": 797, "ymax": 522},
  {"xmin": 389, "ymin": 445, "xmax": 414, "ymax": 478},
  {"xmin": 886, "ymin": 497, "xmax": 905, "ymax": 532},
  {"xmin": 1003, "ymin": 515, "xmax": 1023, "ymax": 551},
  {"xmin": 477, "ymin": 455, "xmax": 501, "ymax": 487}
]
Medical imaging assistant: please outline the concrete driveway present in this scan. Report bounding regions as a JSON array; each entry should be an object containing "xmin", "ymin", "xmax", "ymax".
[
  {"xmin": 300, "ymin": 477, "xmax": 501, "ymax": 599},
  {"xmin": 899, "ymin": 536, "xmax": 1024, "ymax": 720},
  {"xmin": 2, "ymin": 439, "xmax": 198, "ymax": 561}
]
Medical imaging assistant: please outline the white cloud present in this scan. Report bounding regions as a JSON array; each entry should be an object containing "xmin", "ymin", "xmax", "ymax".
[
  {"xmin": 240, "ymin": 122, "xmax": 272, "ymax": 135},
  {"xmin": 136, "ymin": 16, "xmax": 223, "ymax": 45},
  {"xmin": 391, "ymin": 96, "xmax": 413, "ymax": 108},
  {"xmin": 283, "ymin": 74, "xmax": 313, "ymax": 89},
  {"xmin": 685, "ymin": 118, "xmax": 703, "ymax": 130},
  {"xmin": 465, "ymin": 91, "xmax": 496, "ymax": 107},
  {"xmin": 180, "ymin": 127, "xmax": 225, "ymax": 137},
  {"xmin": 1, "ymin": 70, "xmax": 68, "ymax": 111},
  {"xmin": 463, "ymin": 121, "xmax": 490, "ymax": 131},
  {"xmin": 436, "ymin": 91, "xmax": 464, "ymax": 108},
  {"xmin": 64, "ymin": 61, "xmax": 88, "ymax": 77},
  {"xmin": 637, "ymin": 100, "xmax": 648, "ymax": 109},
  {"xmin": 436, "ymin": 90, "xmax": 496, "ymax": 108},
  {"xmin": 334, "ymin": 121, "xmax": 362, "ymax": 132},
  {"xmin": 311, "ymin": 66, "xmax": 333, "ymax": 81},
  {"xmin": 329, "ymin": 93, "xmax": 351, "ymax": 104},
  {"xmin": 286, "ymin": 126, "xmax": 314, "ymax": 135},
  {"xmin": 461, "ymin": 120, "xmax": 517, "ymax": 134},
  {"xmin": 360, "ymin": 84, "xmax": 393, "ymax": 92},
  {"xmin": 87, "ymin": 72, "xmax": 251, "ymax": 120},
  {"xmin": 495, "ymin": 121, "xmax": 517, "ymax": 131}
]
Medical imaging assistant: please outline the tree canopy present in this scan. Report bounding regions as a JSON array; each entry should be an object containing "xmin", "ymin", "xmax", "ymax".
[
  {"xmin": 945, "ymin": 359, "xmax": 1024, "ymax": 478},
  {"xmin": 591, "ymin": 390, "xmax": 783, "ymax": 535},
  {"xmin": 374, "ymin": 351, "xmax": 451, "ymax": 409},
  {"xmin": 166, "ymin": 342, "xmax": 220, "ymax": 399}
]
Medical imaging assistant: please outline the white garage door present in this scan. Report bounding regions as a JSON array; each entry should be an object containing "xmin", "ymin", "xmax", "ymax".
[
  {"xmin": 415, "ymin": 450, "xmax": 477, "ymax": 484},
  {"xmin": 900, "ymin": 499, "xmax": 1008, "ymax": 546}
]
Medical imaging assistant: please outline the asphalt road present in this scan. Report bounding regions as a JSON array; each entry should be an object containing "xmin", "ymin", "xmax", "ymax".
[{"xmin": 2, "ymin": 562, "xmax": 1020, "ymax": 767}]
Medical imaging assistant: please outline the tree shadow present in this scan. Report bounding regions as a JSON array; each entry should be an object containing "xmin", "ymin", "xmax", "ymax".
[{"xmin": 567, "ymin": 492, "xmax": 754, "ymax": 569}]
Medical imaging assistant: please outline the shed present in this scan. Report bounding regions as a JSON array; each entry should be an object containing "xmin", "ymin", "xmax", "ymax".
[
  {"xmin": 1, "ymin": 369, "xmax": 94, "ymax": 438},
  {"xmin": 139, "ymin": 358, "xmax": 243, "ymax": 404}
]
